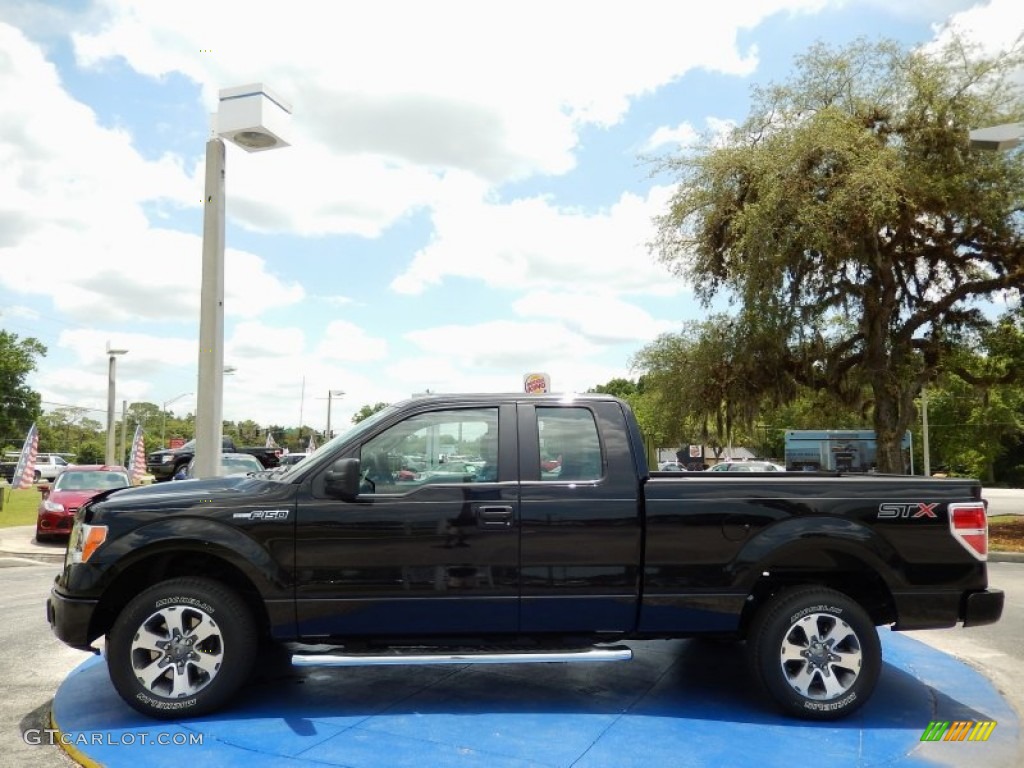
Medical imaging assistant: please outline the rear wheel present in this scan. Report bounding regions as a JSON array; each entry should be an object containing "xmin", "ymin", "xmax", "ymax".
[
  {"xmin": 106, "ymin": 578, "xmax": 257, "ymax": 719},
  {"xmin": 747, "ymin": 587, "xmax": 880, "ymax": 720}
]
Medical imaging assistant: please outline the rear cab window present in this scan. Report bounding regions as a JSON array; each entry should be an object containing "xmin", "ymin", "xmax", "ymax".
[{"xmin": 536, "ymin": 407, "xmax": 603, "ymax": 482}]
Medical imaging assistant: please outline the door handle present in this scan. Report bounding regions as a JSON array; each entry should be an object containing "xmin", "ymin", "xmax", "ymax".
[{"xmin": 476, "ymin": 505, "xmax": 514, "ymax": 528}]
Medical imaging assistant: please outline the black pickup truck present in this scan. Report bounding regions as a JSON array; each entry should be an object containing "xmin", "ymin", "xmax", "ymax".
[
  {"xmin": 146, "ymin": 436, "xmax": 281, "ymax": 481},
  {"xmin": 47, "ymin": 393, "xmax": 1002, "ymax": 721}
]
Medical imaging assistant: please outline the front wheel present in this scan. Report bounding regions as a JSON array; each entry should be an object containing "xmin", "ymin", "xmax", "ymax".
[
  {"xmin": 106, "ymin": 578, "xmax": 257, "ymax": 719},
  {"xmin": 747, "ymin": 587, "xmax": 881, "ymax": 720}
]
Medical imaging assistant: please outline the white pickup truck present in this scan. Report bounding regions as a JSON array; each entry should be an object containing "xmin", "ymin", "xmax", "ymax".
[{"xmin": 1, "ymin": 453, "xmax": 69, "ymax": 482}]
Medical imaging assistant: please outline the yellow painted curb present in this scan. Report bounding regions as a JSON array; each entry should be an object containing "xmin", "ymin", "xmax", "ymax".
[{"xmin": 49, "ymin": 705, "xmax": 105, "ymax": 768}]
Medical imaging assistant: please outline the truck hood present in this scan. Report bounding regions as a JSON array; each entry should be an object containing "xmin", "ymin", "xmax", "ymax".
[{"xmin": 86, "ymin": 474, "xmax": 290, "ymax": 516}]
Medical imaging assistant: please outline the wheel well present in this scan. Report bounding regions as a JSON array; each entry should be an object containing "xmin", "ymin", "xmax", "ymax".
[
  {"xmin": 90, "ymin": 551, "xmax": 271, "ymax": 643},
  {"xmin": 738, "ymin": 551, "xmax": 897, "ymax": 637}
]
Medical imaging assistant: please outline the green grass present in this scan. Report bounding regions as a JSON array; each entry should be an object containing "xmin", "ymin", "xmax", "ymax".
[
  {"xmin": 0, "ymin": 487, "xmax": 43, "ymax": 527},
  {"xmin": 989, "ymin": 515, "xmax": 1019, "ymax": 525}
]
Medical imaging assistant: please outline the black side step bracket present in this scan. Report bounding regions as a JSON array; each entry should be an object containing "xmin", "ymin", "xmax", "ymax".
[{"xmin": 292, "ymin": 645, "xmax": 633, "ymax": 667}]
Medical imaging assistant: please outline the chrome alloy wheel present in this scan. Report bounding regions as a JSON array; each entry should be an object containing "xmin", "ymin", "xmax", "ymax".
[
  {"xmin": 129, "ymin": 605, "xmax": 224, "ymax": 699},
  {"xmin": 779, "ymin": 612, "xmax": 863, "ymax": 701}
]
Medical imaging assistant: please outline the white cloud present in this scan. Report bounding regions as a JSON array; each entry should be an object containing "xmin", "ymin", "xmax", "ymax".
[
  {"xmin": 0, "ymin": 305, "xmax": 40, "ymax": 321},
  {"xmin": 67, "ymin": 0, "xmax": 828, "ymax": 186},
  {"xmin": 644, "ymin": 122, "xmax": 700, "ymax": 152},
  {"xmin": 315, "ymin": 321, "xmax": 390, "ymax": 363},
  {"xmin": 4, "ymin": 226, "xmax": 304, "ymax": 323},
  {"xmin": 926, "ymin": 0, "xmax": 1024, "ymax": 61},
  {"xmin": 512, "ymin": 291, "xmax": 678, "ymax": 344},
  {"xmin": 406, "ymin": 320, "xmax": 602, "ymax": 372},
  {"xmin": 0, "ymin": 22, "xmax": 304, "ymax": 324},
  {"xmin": 390, "ymin": 181, "xmax": 680, "ymax": 296}
]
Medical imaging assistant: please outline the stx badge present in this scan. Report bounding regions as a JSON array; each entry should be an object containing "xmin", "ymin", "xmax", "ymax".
[{"xmin": 878, "ymin": 502, "xmax": 939, "ymax": 519}]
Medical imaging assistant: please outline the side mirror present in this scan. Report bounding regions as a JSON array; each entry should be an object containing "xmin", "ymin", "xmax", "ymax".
[
  {"xmin": 39, "ymin": 484, "xmax": 51, "ymax": 500},
  {"xmin": 324, "ymin": 458, "xmax": 361, "ymax": 499}
]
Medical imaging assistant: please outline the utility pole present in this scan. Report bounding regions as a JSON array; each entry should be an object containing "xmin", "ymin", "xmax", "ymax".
[{"xmin": 922, "ymin": 387, "xmax": 931, "ymax": 477}]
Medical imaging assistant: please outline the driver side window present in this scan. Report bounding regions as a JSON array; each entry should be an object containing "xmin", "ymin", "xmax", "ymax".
[{"xmin": 358, "ymin": 408, "xmax": 498, "ymax": 494}]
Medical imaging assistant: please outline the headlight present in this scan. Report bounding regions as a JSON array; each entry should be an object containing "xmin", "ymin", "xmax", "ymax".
[
  {"xmin": 161, "ymin": 455, "xmax": 175, "ymax": 464},
  {"xmin": 68, "ymin": 522, "xmax": 108, "ymax": 564},
  {"xmin": 43, "ymin": 500, "xmax": 65, "ymax": 513}
]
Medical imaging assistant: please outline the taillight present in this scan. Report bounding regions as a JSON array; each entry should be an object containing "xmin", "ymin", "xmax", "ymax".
[{"xmin": 949, "ymin": 502, "xmax": 988, "ymax": 560}]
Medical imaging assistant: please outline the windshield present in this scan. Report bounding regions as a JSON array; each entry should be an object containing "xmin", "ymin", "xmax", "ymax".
[
  {"xmin": 222, "ymin": 455, "xmax": 262, "ymax": 473},
  {"xmin": 278, "ymin": 404, "xmax": 401, "ymax": 481},
  {"xmin": 56, "ymin": 471, "xmax": 130, "ymax": 491}
]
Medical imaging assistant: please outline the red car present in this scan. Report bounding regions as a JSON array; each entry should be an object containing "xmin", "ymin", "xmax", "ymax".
[{"xmin": 36, "ymin": 465, "xmax": 131, "ymax": 542}]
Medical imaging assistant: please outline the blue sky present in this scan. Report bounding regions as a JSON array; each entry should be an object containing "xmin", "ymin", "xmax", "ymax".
[{"xmin": 0, "ymin": 0, "xmax": 1020, "ymax": 437}]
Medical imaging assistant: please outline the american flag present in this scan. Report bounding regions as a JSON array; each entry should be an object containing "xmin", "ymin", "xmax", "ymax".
[
  {"xmin": 11, "ymin": 423, "xmax": 39, "ymax": 491},
  {"xmin": 128, "ymin": 424, "xmax": 146, "ymax": 484}
]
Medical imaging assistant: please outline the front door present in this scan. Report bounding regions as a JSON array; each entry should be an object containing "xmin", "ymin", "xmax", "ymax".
[{"xmin": 294, "ymin": 404, "xmax": 519, "ymax": 638}]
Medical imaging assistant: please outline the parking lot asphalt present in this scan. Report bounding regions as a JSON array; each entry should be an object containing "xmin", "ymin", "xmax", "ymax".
[{"xmin": 49, "ymin": 630, "xmax": 1019, "ymax": 768}]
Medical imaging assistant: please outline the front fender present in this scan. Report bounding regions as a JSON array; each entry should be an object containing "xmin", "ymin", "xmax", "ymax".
[{"xmin": 67, "ymin": 516, "xmax": 293, "ymax": 601}]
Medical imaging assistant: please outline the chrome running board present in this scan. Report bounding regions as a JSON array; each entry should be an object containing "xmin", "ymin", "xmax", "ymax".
[{"xmin": 291, "ymin": 645, "xmax": 633, "ymax": 667}]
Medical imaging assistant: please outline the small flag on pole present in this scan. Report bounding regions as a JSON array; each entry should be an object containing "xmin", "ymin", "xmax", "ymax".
[
  {"xmin": 11, "ymin": 423, "xmax": 39, "ymax": 490},
  {"xmin": 128, "ymin": 425, "xmax": 146, "ymax": 484}
]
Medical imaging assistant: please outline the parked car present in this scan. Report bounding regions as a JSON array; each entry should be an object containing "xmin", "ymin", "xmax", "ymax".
[
  {"xmin": 2, "ymin": 453, "xmax": 71, "ymax": 483},
  {"xmin": 277, "ymin": 453, "xmax": 310, "ymax": 470},
  {"xmin": 708, "ymin": 460, "xmax": 786, "ymax": 472},
  {"xmin": 176, "ymin": 452, "xmax": 264, "ymax": 479},
  {"xmin": 658, "ymin": 461, "xmax": 688, "ymax": 472},
  {"xmin": 147, "ymin": 437, "xmax": 280, "ymax": 481},
  {"xmin": 36, "ymin": 465, "xmax": 131, "ymax": 541},
  {"xmin": 48, "ymin": 393, "xmax": 1001, "ymax": 723}
]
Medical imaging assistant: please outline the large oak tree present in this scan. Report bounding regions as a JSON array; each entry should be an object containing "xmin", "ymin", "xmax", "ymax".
[{"xmin": 652, "ymin": 36, "xmax": 1024, "ymax": 472}]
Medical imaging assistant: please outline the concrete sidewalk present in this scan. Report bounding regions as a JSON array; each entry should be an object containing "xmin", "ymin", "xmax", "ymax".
[{"xmin": 0, "ymin": 525, "xmax": 66, "ymax": 565}]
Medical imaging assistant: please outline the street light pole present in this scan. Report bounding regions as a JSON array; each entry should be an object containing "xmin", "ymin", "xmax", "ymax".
[
  {"xmin": 326, "ymin": 389, "xmax": 345, "ymax": 440},
  {"xmin": 194, "ymin": 136, "xmax": 227, "ymax": 479},
  {"xmin": 193, "ymin": 84, "xmax": 291, "ymax": 479},
  {"xmin": 105, "ymin": 343, "xmax": 128, "ymax": 465}
]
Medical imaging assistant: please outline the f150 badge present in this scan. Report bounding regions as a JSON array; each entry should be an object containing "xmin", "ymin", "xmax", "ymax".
[
  {"xmin": 233, "ymin": 509, "xmax": 290, "ymax": 521},
  {"xmin": 878, "ymin": 502, "xmax": 938, "ymax": 519}
]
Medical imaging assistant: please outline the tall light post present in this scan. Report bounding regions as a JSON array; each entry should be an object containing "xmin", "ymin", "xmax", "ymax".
[
  {"xmin": 161, "ymin": 392, "xmax": 194, "ymax": 447},
  {"xmin": 326, "ymin": 389, "xmax": 345, "ymax": 441},
  {"xmin": 193, "ymin": 84, "xmax": 292, "ymax": 479},
  {"xmin": 105, "ymin": 343, "xmax": 128, "ymax": 465}
]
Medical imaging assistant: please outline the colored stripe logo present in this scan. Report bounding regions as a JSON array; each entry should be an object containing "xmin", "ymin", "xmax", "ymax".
[{"xmin": 920, "ymin": 721, "xmax": 997, "ymax": 742}]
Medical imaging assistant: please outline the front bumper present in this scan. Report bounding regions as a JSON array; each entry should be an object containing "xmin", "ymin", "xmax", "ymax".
[
  {"xmin": 47, "ymin": 584, "xmax": 100, "ymax": 651},
  {"xmin": 147, "ymin": 462, "xmax": 176, "ymax": 481}
]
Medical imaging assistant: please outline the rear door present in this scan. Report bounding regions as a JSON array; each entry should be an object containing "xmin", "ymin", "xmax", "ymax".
[{"xmin": 517, "ymin": 400, "xmax": 643, "ymax": 633}]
